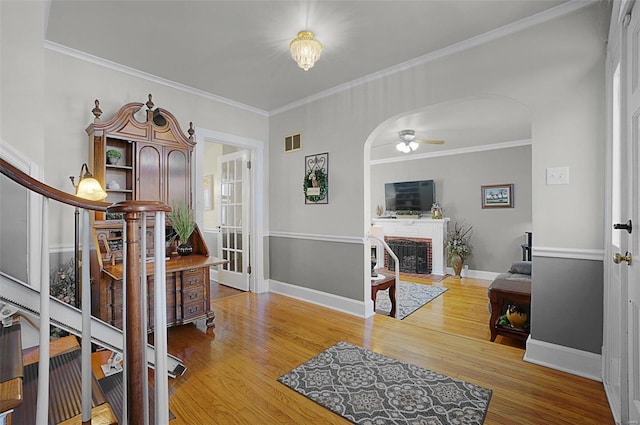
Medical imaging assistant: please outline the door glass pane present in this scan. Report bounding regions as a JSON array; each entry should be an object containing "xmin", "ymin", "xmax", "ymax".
[{"xmin": 237, "ymin": 252, "xmax": 243, "ymax": 271}]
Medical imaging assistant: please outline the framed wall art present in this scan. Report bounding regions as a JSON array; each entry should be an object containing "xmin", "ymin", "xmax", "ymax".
[
  {"xmin": 481, "ymin": 184, "xmax": 514, "ymax": 208},
  {"xmin": 304, "ymin": 153, "xmax": 328, "ymax": 204},
  {"xmin": 203, "ymin": 174, "xmax": 214, "ymax": 210}
]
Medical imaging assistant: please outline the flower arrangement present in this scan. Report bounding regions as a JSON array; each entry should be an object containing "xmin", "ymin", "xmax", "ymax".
[{"xmin": 446, "ymin": 222, "xmax": 473, "ymax": 260}]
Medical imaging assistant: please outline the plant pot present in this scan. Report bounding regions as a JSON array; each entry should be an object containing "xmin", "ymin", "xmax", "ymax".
[
  {"xmin": 107, "ymin": 156, "xmax": 120, "ymax": 165},
  {"xmin": 177, "ymin": 243, "xmax": 193, "ymax": 256},
  {"xmin": 451, "ymin": 254, "xmax": 463, "ymax": 278}
]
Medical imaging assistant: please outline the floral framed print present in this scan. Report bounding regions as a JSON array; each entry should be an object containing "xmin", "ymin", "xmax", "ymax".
[
  {"xmin": 481, "ymin": 184, "xmax": 514, "ymax": 208},
  {"xmin": 304, "ymin": 153, "xmax": 328, "ymax": 204}
]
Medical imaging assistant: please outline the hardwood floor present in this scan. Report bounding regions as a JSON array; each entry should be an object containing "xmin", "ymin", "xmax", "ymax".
[{"xmin": 162, "ymin": 276, "xmax": 614, "ymax": 425}]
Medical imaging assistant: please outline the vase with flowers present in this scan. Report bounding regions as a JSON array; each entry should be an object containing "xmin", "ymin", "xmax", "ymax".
[{"xmin": 446, "ymin": 222, "xmax": 473, "ymax": 277}]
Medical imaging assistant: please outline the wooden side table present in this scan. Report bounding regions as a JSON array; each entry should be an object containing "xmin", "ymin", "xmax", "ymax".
[
  {"xmin": 372, "ymin": 274, "xmax": 397, "ymax": 318},
  {"xmin": 488, "ymin": 279, "xmax": 531, "ymax": 342}
]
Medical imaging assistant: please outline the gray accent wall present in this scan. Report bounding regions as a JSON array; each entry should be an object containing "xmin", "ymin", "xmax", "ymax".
[
  {"xmin": 371, "ymin": 145, "xmax": 532, "ymax": 273},
  {"xmin": 270, "ymin": 237, "xmax": 364, "ymax": 301},
  {"xmin": 0, "ymin": 176, "xmax": 28, "ymax": 282},
  {"xmin": 531, "ymin": 256, "xmax": 603, "ymax": 354}
]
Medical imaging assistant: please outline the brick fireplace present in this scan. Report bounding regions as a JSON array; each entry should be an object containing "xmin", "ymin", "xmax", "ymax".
[{"xmin": 372, "ymin": 218, "xmax": 449, "ymax": 275}]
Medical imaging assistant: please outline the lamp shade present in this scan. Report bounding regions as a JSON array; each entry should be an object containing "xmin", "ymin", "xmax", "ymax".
[
  {"xmin": 76, "ymin": 177, "xmax": 107, "ymax": 201},
  {"xmin": 290, "ymin": 31, "xmax": 322, "ymax": 71}
]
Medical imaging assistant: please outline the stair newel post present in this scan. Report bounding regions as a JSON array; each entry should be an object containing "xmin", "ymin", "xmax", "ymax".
[
  {"xmin": 107, "ymin": 201, "xmax": 171, "ymax": 425},
  {"xmin": 81, "ymin": 208, "xmax": 92, "ymax": 424},
  {"xmin": 36, "ymin": 198, "xmax": 50, "ymax": 425}
]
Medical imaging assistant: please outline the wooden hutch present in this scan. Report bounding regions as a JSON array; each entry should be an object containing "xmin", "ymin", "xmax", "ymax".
[{"xmin": 87, "ymin": 95, "xmax": 222, "ymax": 331}]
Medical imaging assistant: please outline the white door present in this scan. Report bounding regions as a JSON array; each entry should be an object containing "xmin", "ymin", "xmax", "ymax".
[
  {"xmin": 605, "ymin": 3, "xmax": 640, "ymax": 423},
  {"xmin": 216, "ymin": 150, "xmax": 251, "ymax": 291}
]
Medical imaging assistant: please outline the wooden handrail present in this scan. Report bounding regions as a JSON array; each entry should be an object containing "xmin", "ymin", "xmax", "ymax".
[
  {"xmin": 1, "ymin": 157, "xmax": 172, "ymax": 424},
  {"xmin": 0, "ymin": 158, "xmax": 110, "ymax": 211}
]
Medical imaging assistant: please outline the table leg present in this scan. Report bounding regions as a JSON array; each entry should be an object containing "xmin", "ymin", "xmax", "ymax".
[
  {"xmin": 489, "ymin": 296, "xmax": 501, "ymax": 342},
  {"xmin": 388, "ymin": 284, "xmax": 396, "ymax": 318}
]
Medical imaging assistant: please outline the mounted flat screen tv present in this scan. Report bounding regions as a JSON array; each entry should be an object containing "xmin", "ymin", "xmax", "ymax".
[{"xmin": 385, "ymin": 180, "xmax": 435, "ymax": 213}]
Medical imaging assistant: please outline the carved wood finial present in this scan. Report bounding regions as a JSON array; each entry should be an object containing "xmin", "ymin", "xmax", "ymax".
[
  {"xmin": 188, "ymin": 122, "xmax": 195, "ymax": 140},
  {"xmin": 146, "ymin": 94, "xmax": 154, "ymax": 110},
  {"xmin": 92, "ymin": 99, "xmax": 102, "ymax": 122}
]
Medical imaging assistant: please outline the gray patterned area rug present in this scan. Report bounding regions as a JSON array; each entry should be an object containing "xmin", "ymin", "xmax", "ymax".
[
  {"xmin": 376, "ymin": 281, "xmax": 448, "ymax": 319},
  {"xmin": 278, "ymin": 341, "xmax": 492, "ymax": 424}
]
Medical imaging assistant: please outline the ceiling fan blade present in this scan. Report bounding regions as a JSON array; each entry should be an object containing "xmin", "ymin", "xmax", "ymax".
[{"xmin": 416, "ymin": 139, "xmax": 445, "ymax": 145}]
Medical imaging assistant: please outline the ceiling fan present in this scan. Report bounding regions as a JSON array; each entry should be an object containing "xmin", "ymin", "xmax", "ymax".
[{"xmin": 396, "ymin": 129, "xmax": 444, "ymax": 153}]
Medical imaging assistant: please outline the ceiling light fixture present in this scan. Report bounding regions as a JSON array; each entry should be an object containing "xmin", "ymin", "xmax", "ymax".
[
  {"xmin": 396, "ymin": 130, "xmax": 419, "ymax": 153},
  {"xmin": 290, "ymin": 30, "xmax": 322, "ymax": 71}
]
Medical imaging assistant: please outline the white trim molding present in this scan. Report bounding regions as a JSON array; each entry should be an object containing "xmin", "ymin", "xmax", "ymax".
[
  {"xmin": 524, "ymin": 336, "xmax": 602, "ymax": 382},
  {"xmin": 370, "ymin": 139, "xmax": 531, "ymax": 166},
  {"xmin": 269, "ymin": 279, "xmax": 367, "ymax": 318},
  {"xmin": 269, "ymin": 231, "xmax": 363, "ymax": 245},
  {"xmin": 45, "ymin": 41, "xmax": 268, "ymax": 117},
  {"xmin": 532, "ymin": 246, "xmax": 605, "ymax": 261}
]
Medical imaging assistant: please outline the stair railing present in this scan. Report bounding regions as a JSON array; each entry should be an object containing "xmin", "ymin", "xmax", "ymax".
[{"xmin": 1, "ymin": 157, "xmax": 170, "ymax": 425}]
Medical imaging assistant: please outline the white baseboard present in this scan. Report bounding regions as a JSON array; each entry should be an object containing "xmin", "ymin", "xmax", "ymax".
[
  {"xmin": 445, "ymin": 267, "xmax": 499, "ymax": 281},
  {"xmin": 269, "ymin": 279, "xmax": 367, "ymax": 318},
  {"xmin": 524, "ymin": 336, "xmax": 602, "ymax": 381}
]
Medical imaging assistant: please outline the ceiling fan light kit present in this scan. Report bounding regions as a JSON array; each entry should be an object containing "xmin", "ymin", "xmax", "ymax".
[{"xmin": 395, "ymin": 129, "xmax": 444, "ymax": 153}]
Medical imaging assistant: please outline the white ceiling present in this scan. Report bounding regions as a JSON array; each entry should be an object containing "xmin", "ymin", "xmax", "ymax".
[
  {"xmin": 46, "ymin": 0, "xmax": 567, "ymax": 114},
  {"xmin": 45, "ymin": 1, "xmax": 579, "ymax": 157}
]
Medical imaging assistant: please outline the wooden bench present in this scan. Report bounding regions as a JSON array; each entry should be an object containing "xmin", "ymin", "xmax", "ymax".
[{"xmin": 488, "ymin": 278, "xmax": 531, "ymax": 342}]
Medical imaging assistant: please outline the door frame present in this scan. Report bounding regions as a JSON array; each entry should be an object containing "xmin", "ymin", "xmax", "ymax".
[{"xmin": 194, "ymin": 127, "xmax": 267, "ymax": 293}]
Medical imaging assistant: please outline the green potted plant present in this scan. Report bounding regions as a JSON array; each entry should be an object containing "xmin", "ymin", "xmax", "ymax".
[
  {"xmin": 106, "ymin": 149, "xmax": 122, "ymax": 165},
  {"xmin": 169, "ymin": 203, "xmax": 196, "ymax": 256},
  {"xmin": 446, "ymin": 222, "xmax": 472, "ymax": 278},
  {"xmin": 395, "ymin": 210, "xmax": 421, "ymax": 219}
]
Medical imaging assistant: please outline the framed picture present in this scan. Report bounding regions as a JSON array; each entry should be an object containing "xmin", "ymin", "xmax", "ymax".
[
  {"xmin": 481, "ymin": 184, "xmax": 514, "ymax": 208},
  {"xmin": 304, "ymin": 153, "xmax": 329, "ymax": 204},
  {"xmin": 203, "ymin": 174, "xmax": 214, "ymax": 210}
]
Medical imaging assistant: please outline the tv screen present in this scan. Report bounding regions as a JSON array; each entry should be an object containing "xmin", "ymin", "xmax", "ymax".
[{"xmin": 385, "ymin": 180, "xmax": 435, "ymax": 212}]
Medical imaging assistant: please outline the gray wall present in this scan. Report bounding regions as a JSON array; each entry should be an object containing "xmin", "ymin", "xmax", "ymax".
[
  {"xmin": 371, "ymin": 145, "xmax": 532, "ymax": 273},
  {"xmin": 531, "ymin": 256, "xmax": 603, "ymax": 354},
  {"xmin": 0, "ymin": 176, "xmax": 29, "ymax": 282},
  {"xmin": 270, "ymin": 237, "xmax": 364, "ymax": 301}
]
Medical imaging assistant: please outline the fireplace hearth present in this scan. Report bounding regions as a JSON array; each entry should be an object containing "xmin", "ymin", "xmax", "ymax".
[{"xmin": 385, "ymin": 238, "xmax": 432, "ymax": 274}]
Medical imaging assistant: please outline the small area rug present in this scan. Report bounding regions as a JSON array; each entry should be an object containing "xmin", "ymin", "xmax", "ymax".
[
  {"xmin": 375, "ymin": 280, "xmax": 448, "ymax": 319},
  {"xmin": 278, "ymin": 341, "xmax": 492, "ymax": 424}
]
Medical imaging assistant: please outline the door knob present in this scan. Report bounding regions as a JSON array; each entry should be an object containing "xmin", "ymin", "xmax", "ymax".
[
  {"xmin": 614, "ymin": 252, "xmax": 632, "ymax": 265},
  {"xmin": 614, "ymin": 220, "xmax": 633, "ymax": 234}
]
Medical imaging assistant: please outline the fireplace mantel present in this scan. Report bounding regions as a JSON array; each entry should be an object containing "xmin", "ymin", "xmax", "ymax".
[{"xmin": 372, "ymin": 217, "xmax": 450, "ymax": 275}]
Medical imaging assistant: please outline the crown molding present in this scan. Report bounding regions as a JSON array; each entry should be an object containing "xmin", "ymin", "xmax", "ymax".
[
  {"xmin": 44, "ymin": 41, "xmax": 269, "ymax": 117},
  {"xmin": 270, "ymin": 0, "xmax": 596, "ymax": 116},
  {"xmin": 370, "ymin": 139, "xmax": 531, "ymax": 166}
]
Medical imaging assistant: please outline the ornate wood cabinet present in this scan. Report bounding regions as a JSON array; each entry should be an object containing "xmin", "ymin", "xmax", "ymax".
[
  {"xmin": 86, "ymin": 95, "xmax": 224, "ymax": 331},
  {"xmin": 86, "ymin": 94, "xmax": 195, "ymax": 220}
]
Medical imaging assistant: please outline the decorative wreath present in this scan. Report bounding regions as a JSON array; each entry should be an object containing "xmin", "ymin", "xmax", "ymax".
[{"xmin": 303, "ymin": 168, "xmax": 328, "ymax": 202}]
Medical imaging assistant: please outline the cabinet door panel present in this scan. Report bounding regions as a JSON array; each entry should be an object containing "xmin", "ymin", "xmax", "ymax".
[
  {"xmin": 166, "ymin": 148, "xmax": 189, "ymax": 207},
  {"xmin": 137, "ymin": 144, "xmax": 162, "ymax": 201}
]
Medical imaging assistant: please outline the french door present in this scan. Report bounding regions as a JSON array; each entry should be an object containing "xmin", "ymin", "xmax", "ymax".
[
  {"xmin": 216, "ymin": 150, "xmax": 251, "ymax": 291},
  {"xmin": 604, "ymin": 2, "xmax": 640, "ymax": 423}
]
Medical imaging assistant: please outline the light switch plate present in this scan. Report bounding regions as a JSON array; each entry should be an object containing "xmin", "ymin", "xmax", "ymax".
[{"xmin": 546, "ymin": 167, "xmax": 569, "ymax": 185}]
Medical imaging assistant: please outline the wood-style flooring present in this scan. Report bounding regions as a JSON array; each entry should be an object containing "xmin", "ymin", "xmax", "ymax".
[{"xmin": 162, "ymin": 275, "xmax": 614, "ymax": 424}]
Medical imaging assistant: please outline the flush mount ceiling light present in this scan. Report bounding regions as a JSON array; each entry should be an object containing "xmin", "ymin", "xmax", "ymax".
[
  {"xmin": 395, "ymin": 129, "xmax": 445, "ymax": 153},
  {"xmin": 290, "ymin": 30, "xmax": 322, "ymax": 71}
]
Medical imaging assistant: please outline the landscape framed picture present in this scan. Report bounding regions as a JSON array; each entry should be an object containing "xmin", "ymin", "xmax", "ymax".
[{"xmin": 481, "ymin": 184, "xmax": 514, "ymax": 208}]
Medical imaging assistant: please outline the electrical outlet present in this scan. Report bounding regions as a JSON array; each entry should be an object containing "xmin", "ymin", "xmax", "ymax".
[{"xmin": 546, "ymin": 167, "xmax": 569, "ymax": 185}]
